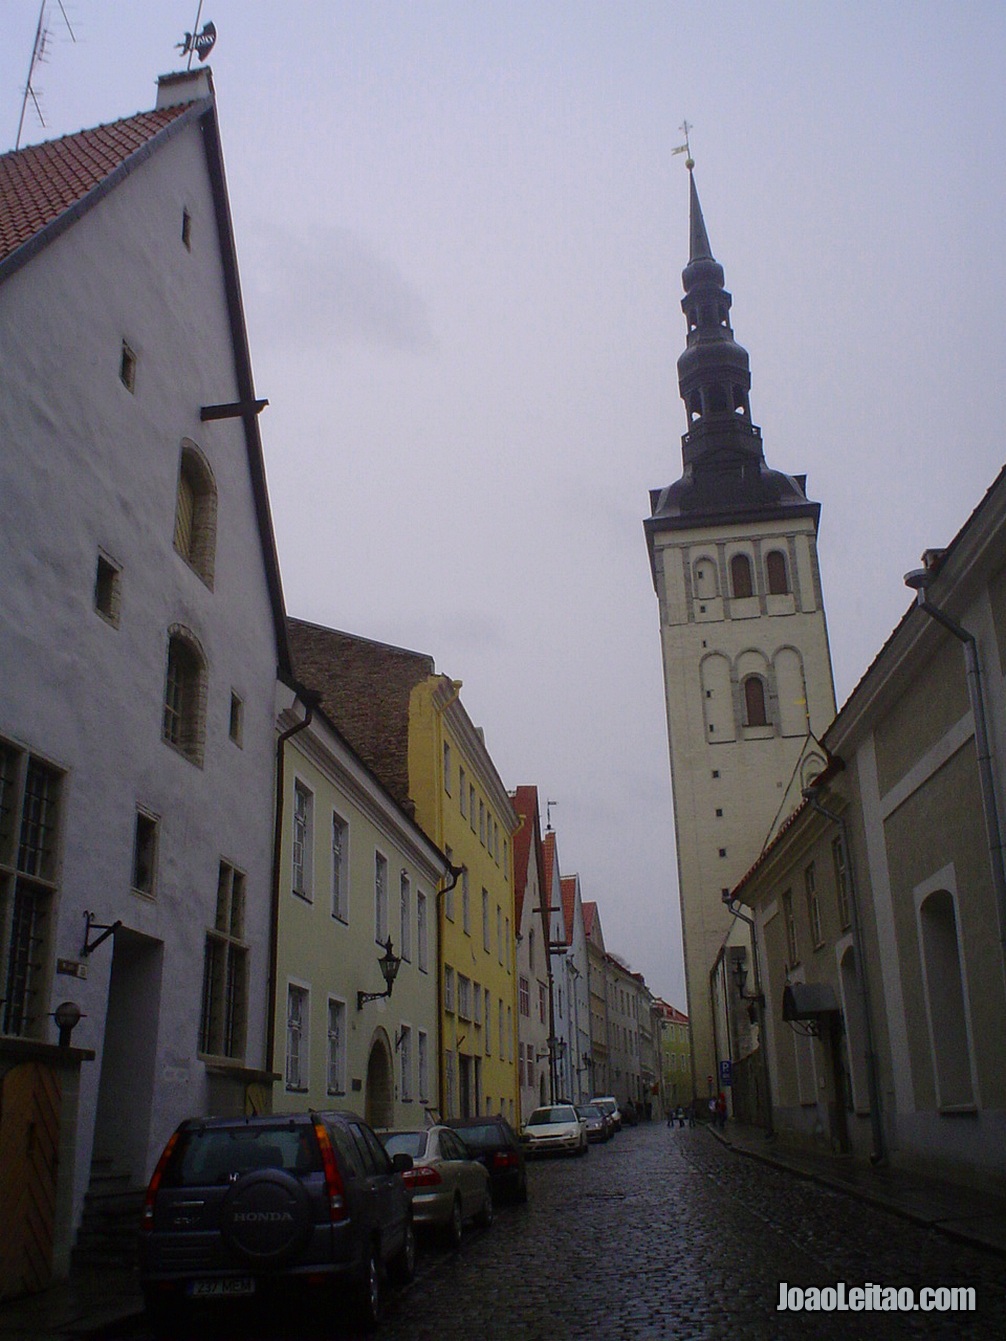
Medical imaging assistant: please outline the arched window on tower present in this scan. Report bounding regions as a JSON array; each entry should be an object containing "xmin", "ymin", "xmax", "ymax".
[
  {"xmin": 766, "ymin": 550, "xmax": 790, "ymax": 595},
  {"xmin": 688, "ymin": 391, "xmax": 702, "ymax": 423},
  {"xmin": 743, "ymin": 675, "xmax": 768, "ymax": 727},
  {"xmin": 732, "ymin": 386, "xmax": 748, "ymax": 417},
  {"xmin": 730, "ymin": 553, "xmax": 754, "ymax": 599},
  {"xmin": 708, "ymin": 384, "xmax": 729, "ymax": 414}
]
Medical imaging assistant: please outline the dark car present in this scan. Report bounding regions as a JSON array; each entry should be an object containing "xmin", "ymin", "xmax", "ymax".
[
  {"xmin": 445, "ymin": 1115, "xmax": 527, "ymax": 1203},
  {"xmin": 139, "ymin": 1111, "xmax": 415, "ymax": 1334}
]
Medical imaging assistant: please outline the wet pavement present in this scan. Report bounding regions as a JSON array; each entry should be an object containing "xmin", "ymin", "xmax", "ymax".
[{"xmin": 4, "ymin": 1121, "xmax": 1004, "ymax": 1339}]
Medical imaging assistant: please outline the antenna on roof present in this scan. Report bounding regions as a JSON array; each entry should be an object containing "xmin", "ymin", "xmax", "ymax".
[
  {"xmin": 176, "ymin": 2, "xmax": 217, "ymax": 69},
  {"xmin": 15, "ymin": 0, "xmax": 76, "ymax": 150}
]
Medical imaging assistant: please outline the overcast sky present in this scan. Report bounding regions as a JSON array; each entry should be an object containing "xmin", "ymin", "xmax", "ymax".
[{"xmin": 5, "ymin": 2, "xmax": 1005, "ymax": 1008}]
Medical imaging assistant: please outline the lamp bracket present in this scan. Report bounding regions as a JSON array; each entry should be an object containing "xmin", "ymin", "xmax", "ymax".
[{"xmin": 81, "ymin": 911, "xmax": 123, "ymax": 957}]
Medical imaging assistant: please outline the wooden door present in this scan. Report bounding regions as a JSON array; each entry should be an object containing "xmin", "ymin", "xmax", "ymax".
[{"xmin": 0, "ymin": 1062, "xmax": 61, "ymax": 1300}]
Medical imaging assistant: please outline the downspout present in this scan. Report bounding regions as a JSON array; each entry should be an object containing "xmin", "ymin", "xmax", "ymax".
[
  {"xmin": 905, "ymin": 572, "xmax": 1006, "ymax": 980},
  {"xmin": 720, "ymin": 899, "xmax": 775, "ymax": 1140},
  {"xmin": 267, "ymin": 687, "xmax": 320, "ymax": 1075},
  {"xmin": 432, "ymin": 679, "xmax": 463, "ymax": 1117},
  {"xmin": 802, "ymin": 788, "xmax": 886, "ymax": 1165}
]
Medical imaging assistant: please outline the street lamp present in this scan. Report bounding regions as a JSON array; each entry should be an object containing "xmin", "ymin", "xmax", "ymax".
[{"xmin": 357, "ymin": 938, "xmax": 402, "ymax": 1010}]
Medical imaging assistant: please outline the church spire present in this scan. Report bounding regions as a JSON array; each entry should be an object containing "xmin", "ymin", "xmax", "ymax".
[{"xmin": 646, "ymin": 163, "xmax": 818, "ymax": 526}]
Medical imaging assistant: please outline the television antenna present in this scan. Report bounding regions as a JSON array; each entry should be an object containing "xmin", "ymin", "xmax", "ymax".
[{"xmin": 16, "ymin": 1, "xmax": 77, "ymax": 150}]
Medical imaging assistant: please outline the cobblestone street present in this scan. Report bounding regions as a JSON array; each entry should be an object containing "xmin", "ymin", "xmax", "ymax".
[
  {"xmin": 105, "ymin": 1121, "xmax": 1006, "ymax": 1341},
  {"xmin": 373, "ymin": 1122, "xmax": 1004, "ymax": 1341}
]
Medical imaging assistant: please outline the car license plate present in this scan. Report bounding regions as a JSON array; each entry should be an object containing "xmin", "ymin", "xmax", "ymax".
[{"xmin": 187, "ymin": 1277, "xmax": 255, "ymax": 1298}]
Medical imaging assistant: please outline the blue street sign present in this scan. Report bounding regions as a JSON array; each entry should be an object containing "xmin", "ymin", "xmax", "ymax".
[{"xmin": 718, "ymin": 1060, "xmax": 733, "ymax": 1086}]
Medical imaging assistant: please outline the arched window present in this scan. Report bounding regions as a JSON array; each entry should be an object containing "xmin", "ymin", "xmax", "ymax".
[
  {"xmin": 766, "ymin": 550, "xmax": 789, "ymax": 595},
  {"xmin": 693, "ymin": 558, "xmax": 718, "ymax": 599},
  {"xmin": 163, "ymin": 629, "xmax": 207, "ymax": 764},
  {"xmin": 730, "ymin": 553, "xmax": 754, "ymax": 599},
  {"xmin": 918, "ymin": 890, "xmax": 974, "ymax": 1107},
  {"xmin": 743, "ymin": 676, "xmax": 768, "ymax": 727},
  {"xmin": 174, "ymin": 441, "xmax": 217, "ymax": 587}
]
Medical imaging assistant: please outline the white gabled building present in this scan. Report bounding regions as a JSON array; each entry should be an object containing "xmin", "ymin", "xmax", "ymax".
[
  {"xmin": 510, "ymin": 786, "xmax": 551, "ymax": 1120},
  {"xmin": 0, "ymin": 70, "xmax": 288, "ymax": 1288}
]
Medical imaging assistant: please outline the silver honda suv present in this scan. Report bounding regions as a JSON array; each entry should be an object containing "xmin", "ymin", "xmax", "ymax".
[{"xmin": 139, "ymin": 1110, "xmax": 415, "ymax": 1333}]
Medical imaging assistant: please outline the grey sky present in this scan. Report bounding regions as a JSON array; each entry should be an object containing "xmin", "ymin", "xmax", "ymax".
[{"xmin": 5, "ymin": 2, "xmax": 1005, "ymax": 1007}]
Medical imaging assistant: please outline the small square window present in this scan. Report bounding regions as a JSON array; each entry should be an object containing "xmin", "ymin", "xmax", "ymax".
[
  {"xmin": 119, "ymin": 341, "xmax": 137, "ymax": 392},
  {"xmin": 229, "ymin": 692, "xmax": 244, "ymax": 746},
  {"xmin": 711, "ymin": 770, "xmax": 720, "ymax": 779},
  {"xmin": 182, "ymin": 208, "xmax": 192, "ymax": 250},
  {"xmin": 132, "ymin": 810, "xmax": 158, "ymax": 896},
  {"xmin": 94, "ymin": 553, "xmax": 121, "ymax": 626},
  {"xmin": 715, "ymin": 808, "xmax": 723, "ymax": 818},
  {"xmin": 718, "ymin": 848, "xmax": 727, "ymax": 858}
]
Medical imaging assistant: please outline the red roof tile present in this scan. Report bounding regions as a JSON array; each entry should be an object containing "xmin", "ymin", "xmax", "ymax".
[
  {"xmin": 509, "ymin": 785, "xmax": 540, "ymax": 928},
  {"xmin": 0, "ymin": 106, "xmax": 189, "ymax": 264},
  {"xmin": 541, "ymin": 830, "xmax": 557, "ymax": 903},
  {"xmin": 560, "ymin": 876, "xmax": 577, "ymax": 946}
]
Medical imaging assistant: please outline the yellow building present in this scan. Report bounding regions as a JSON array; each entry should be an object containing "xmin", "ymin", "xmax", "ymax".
[{"xmin": 288, "ymin": 620, "xmax": 520, "ymax": 1124}]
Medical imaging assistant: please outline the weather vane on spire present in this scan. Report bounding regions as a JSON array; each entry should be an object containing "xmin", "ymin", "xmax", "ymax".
[
  {"xmin": 176, "ymin": 2, "xmax": 216, "ymax": 69},
  {"xmin": 672, "ymin": 120, "xmax": 695, "ymax": 171}
]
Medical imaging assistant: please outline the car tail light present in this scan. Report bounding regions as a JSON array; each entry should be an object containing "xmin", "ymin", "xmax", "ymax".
[
  {"xmin": 141, "ymin": 1130, "xmax": 180, "ymax": 1231},
  {"xmin": 402, "ymin": 1165, "xmax": 442, "ymax": 1189},
  {"xmin": 314, "ymin": 1122, "xmax": 348, "ymax": 1222},
  {"xmin": 491, "ymin": 1151, "xmax": 518, "ymax": 1170}
]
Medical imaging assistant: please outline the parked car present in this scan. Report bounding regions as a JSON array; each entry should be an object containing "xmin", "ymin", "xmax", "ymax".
[
  {"xmin": 575, "ymin": 1103, "xmax": 610, "ymax": 1143},
  {"xmin": 445, "ymin": 1115, "xmax": 528, "ymax": 1203},
  {"xmin": 589, "ymin": 1095, "xmax": 622, "ymax": 1133},
  {"xmin": 139, "ymin": 1111, "xmax": 415, "ymax": 1334},
  {"xmin": 521, "ymin": 1104, "xmax": 588, "ymax": 1157},
  {"xmin": 378, "ymin": 1126, "xmax": 492, "ymax": 1247}
]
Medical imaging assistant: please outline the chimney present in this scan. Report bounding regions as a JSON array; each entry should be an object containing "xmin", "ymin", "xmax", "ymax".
[{"xmin": 155, "ymin": 68, "xmax": 214, "ymax": 111}]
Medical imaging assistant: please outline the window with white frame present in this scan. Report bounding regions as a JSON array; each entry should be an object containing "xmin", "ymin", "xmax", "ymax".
[
  {"xmin": 400, "ymin": 871, "xmax": 411, "ymax": 961},
  {"xmin": 493, "ymin": 821, "xmax": 500, "ymax": 863},
  {"xmin": 162, "ymin": 629, "xmax": 207, "ymax": 765},
  {"xmin": 479, "ymin": 800, "xmax": 485, "ymax": 845},
  {"xmin": 505, "ymin": 917, "xmax": 511, "ymax": 972},
  {"xmin": 484, "ymin": 990, "xmax": 492, "ymax": 1053},
  {"xmin": 444, "ymin": 965, "xmax": 455, "ymax": 1012},
  {"xmin": 459, "ymin": 768, "xmax": 467, "ymax": 817},
  {"xmin": 399, "ymin": 1024, "xmax": 413, "ymax": 1101},
  {"xmin": 473, "ymin": 981, "xmax": 482, "ymax": 1025},
  {"xmin": 286, "ymin": 984, "xmax": 309, "ymax": 1090},
  {"xmin": 0, "ymin": 745, "xmax": 62, "ymax": 1038},
  {"xmin": 519, "ymin": 976, "xmax": 530, "ymax": 1016},
  {"xmin": 418, "ymin": 1029, "xmax": 429, "ymax": 1101},
  {"xmin": 327, "ymin": 998, "xmax": 347, "ymax": 1095},
  {"xmin": 506, "ymin": 1004, "xmax": 513, "ymax": 1062},
  {"xmin": 331, "ymin": 810, "xmax": 348, "ymax": 921},
  {"xmin": 199, "ymin": 861, "xmax": 248, "ymax": 1059},
  {"xmin": 458, "ymin": 974, "xmax": 471, "ymax": 1020},
  {"xmin": 131, "ymin": 808, "xmax": 158, "ymax": 897},
  {"xmin": 498, "ymin": 1000, "xmax": 505, "ymax": 1059},
  {"xmin": 417, "ymin": 890, "xmax": 428, "ymax": 972},
  {"xmin": 375, "ymin": 851, "xmax": 389, "ymax": 944},
  {"xmin": 482, "ymin": 888, "xmax": 490, "ymax": 951},
  {"xmin": 503, "ymin": 839, "xmax": 508, "ymax": 879},
  {"xmin": 462, "ymin": 866, "xmax": 470, "ymax": 934},
  {"xmin": 292, "ymin": 781, "xmax": 313, "ymax": 900},
  {"xmin": 443, "ymin": 742, "xmax": 452, "ymax": 795},
  {"xmin": 469, "ymin": 784, "xmax": 476, "ymax": 831}
]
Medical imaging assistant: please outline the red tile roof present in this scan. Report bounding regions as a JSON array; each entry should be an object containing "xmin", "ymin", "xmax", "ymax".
[
  {"xmin": 509, "ymin": 785, "xmax": 540, "ymax": 928},
  {"xmin": 0, "ymin": 106, "xmax": 189, "ymax": 264},
  {"xmin": 581, "ymin": 900, "xmax": 597, "ymax": 937},
  {"xmin": 560, "ymin": 876, "xmax": 577, "ymax": 946}
]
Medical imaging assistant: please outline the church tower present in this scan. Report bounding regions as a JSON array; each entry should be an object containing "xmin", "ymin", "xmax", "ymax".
[{"xmin": 644, "ymin": 165, "xmax": 836, "ymax": 1096}]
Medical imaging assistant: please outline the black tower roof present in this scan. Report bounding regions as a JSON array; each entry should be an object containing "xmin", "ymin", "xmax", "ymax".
[{"xmin": 646, "ymin": 166, "xmax": 819, "ymax": 541}]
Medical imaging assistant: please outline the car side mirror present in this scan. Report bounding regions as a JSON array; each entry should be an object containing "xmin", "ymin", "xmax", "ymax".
[{"xmin": 391, "ymin": 1152, "xmax": 414, "ymax": 1173}]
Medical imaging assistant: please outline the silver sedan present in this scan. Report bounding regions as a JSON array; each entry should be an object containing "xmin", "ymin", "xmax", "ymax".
[{"xmin": 379, "ymin": 1126, "xmax": 493, "ymax": 1248}]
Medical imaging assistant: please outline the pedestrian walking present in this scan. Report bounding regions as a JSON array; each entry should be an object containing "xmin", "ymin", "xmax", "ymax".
[{"xmin": 715, "ymin": 1092, "xmax": 728, "ymax": 1129}]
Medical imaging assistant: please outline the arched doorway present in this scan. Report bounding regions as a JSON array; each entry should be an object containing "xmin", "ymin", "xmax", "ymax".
[{"xmin": 364, "ymin": 1032, "xmax": 394, "ymax": 1129}]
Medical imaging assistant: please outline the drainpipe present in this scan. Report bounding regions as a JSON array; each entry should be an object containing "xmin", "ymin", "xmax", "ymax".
[
  {"xmin": 801, "ymin": 787, "xmax": 886, "ymax": 1165},
  {"xmin": 904, "ymin": 570, "xmax": 1006, "ymax": 980},
  {"xmin": 720, "ymin": 897, "xmax": 775, "ymax": 1140},
  {"xmin": 432, "ymin": 679, "xmax": 463, "ymax": 1118},
  {"xmin": 267, "ymin": 687, "xmax": 320, "ymax": 1075},
  {"xmin": 435, "ymin": 862, "xmax": 464, "ymax": 1117}
]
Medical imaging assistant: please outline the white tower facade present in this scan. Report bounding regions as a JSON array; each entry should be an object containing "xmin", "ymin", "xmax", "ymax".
[{"xmin": 645, "ymin": 169, "xmax": 836, "ymax": 1098}]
